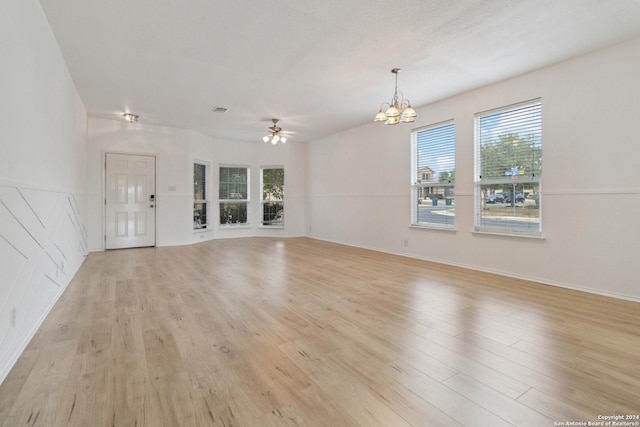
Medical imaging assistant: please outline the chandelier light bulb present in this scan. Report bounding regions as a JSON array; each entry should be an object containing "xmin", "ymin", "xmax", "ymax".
[
  {"xmin": 385, "ymin": 105, "xmax": 400, "ymax": 118},
  {"xmin": 402, "ymin": 106, "xmax": 416, "ymax": 118}
]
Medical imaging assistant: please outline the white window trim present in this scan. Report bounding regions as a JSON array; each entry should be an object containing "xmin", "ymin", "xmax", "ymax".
[
  {"xmin": 260, "ymin": 166, "xmax": 285, "ymax": 229},
  {"xmin": 218, "ymin": 165, "xmax": 250, "ymax": 227},
  {"xmin": 193, "ymin": 160, "xmax": 210, "ymax": 231}
]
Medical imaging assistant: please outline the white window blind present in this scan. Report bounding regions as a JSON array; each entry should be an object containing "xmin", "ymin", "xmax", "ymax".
[
  {"xmin": 475, "ymin": 100, "xmax": 542, "ymax": 235},
  {"xmin": 411, "ymin": 121, "xmax": 456, "ymax": 229}
]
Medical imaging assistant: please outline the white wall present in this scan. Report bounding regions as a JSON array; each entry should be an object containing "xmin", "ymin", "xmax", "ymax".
[
  {"xmin": 307, "ymin": 37, "xmax": 640, "ymax": 301},
  {"xmin": 87, "ymin": 118, "xmax": 307, "ymax": 250},
  {"xmin": 0, "ymin": 0, "xmax": 88, "ymax": 382}
]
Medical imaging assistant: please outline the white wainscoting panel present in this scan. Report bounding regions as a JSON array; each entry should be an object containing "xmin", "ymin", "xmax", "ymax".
[{"xmin": 0, "ymin": 185, "xmax": 87, "ymax": 383}]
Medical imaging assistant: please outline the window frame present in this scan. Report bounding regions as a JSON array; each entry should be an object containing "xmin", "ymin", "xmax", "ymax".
[
  {"xmin": 218, "ymin": 165, "xmax": 250, "ymax": 226},
  {"xmin": 474, "ymin": 99, "xmax": 543, "ymax": 237},
  {"xmin": 411, "ymin": 120, "xmax": 456, "ymax": 230},
  {"xmin": 260, "ymin": 166, "xmax": 285, "ymax": 228},
  {"xmin": 193, "ymin": 160, "xmax": 209, "ymax": 231}
]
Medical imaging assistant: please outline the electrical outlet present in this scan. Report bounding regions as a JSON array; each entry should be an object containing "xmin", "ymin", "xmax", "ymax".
[
  {"xmin": 10, "ymin": 308, "xmax": 16, "ymax": 327},
  {"xmin": 404, "ymin": 239, "xmax": 408, "ymax": 247}
]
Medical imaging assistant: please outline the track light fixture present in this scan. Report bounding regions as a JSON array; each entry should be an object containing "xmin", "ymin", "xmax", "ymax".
[{"xmin": 374, "ymin": 68, "xmax": 417, "ymax": 125}]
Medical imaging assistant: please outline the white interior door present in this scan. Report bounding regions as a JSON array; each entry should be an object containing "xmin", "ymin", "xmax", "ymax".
[{"xmin": 105, "ymin": 153, "xmax": 156, "ymax": 249}]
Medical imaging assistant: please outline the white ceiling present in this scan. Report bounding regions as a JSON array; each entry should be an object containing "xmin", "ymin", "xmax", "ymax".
[{"xmin": 39, "ymin": 0, "xmax": 640, "ymax": 143}]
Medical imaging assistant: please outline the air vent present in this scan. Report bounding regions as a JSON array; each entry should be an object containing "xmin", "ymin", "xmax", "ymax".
[{"xmin": 211, "ymin": 106, "xmax": 228, "ymax": 113}]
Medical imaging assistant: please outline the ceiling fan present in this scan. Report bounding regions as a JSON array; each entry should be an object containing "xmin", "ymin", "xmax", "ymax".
[
  {"xmin": 88, "ymin": 111, "xmax": 141, "ymax": 123},
  {"xmin": 263, "ymin": 118, "xmax": 292, "ymax": 145}
]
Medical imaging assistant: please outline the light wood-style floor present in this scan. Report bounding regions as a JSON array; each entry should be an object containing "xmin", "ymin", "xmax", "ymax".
[{"xmin": 1, "ymin": 237, "xmax": 639, "ymax": 426}]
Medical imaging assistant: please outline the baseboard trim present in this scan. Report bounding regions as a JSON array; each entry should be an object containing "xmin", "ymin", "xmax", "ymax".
[{"xmin": 307, "ymin": 236, "xmax": 640, "ymax": 303}]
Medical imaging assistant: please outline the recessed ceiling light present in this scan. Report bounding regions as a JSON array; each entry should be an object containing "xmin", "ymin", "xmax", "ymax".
[{"xmin": 211, "ymin": 107, "xmax": 228, "ymax": 113}]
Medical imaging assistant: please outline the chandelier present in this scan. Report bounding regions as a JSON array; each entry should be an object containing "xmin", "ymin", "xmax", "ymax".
[
  {"xmin": 374, "ymin": 68, "xmax": 417, "ymax": 125},
  {"xmin": 262, "ymin": 119, "xmax": 287, "ymax": 145}
]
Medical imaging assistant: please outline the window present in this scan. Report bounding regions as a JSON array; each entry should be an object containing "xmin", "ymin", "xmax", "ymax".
[
  {"xmin": 219, "ymin": 166, "xmax": 249, "ymax": 225},
  {"xmin": 411, "ymin": 121, "xmax": 456, "ymax": 229},
  {"xmin": 475, "ymin": 100, "xmax": 542, "ymax": 236},
  {"xmin": 193, "ymin": 161, "xmax": 209, "ymax": 230},
  {"xmin": 261, "ymin": 167, "xmax": 284, "ymax": 227}
]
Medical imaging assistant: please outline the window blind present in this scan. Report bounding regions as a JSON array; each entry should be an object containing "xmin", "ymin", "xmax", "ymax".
[
  {"xmin": 477, "ymin": 102, "xmax": 542, "ymax": 181},
  {"xmin": 219, "ymin": 167, "xmax": 248, "ymax": 200},
  {"xmin": 411, "ymin": 121, "xmax": 456, "ymax": 228},
  {"xmin": 194, "ymin": 163, "xmax": 207, "ymax": 200},
  {"xmin": 475, "ymin": 100, "xmax": 542, "ymax": 235}
]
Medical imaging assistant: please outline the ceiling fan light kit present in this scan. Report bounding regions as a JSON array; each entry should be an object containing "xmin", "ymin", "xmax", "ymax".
[
  {"xmin": 374, "ymin": 68, "xmax": 417, "ymax": 125},
  {"xmin": 123, "ymin": 113, "xmax": 139, "ymax": 123},
  {"xmin": 263, "ymin": 119, "xmax": 287, "ymax": 145}
]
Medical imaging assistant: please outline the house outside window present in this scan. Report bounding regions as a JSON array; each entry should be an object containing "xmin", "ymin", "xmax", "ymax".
[
  {"xmin": 261, "ymin": 167, "xmax": 284, "ymax": 227},
  {"xmin": 193, "ymin": 161, "xmax": 209, "ymax": 230},
  {"xmin": 411, "ymin": 121, "xmax": 456, "ymax": 229},
  {"xmin": 474, "ymin": 99, "xmax": 542, "ymax": 236},
  {"xmin": 219, "ymin": 166, "xmax": 249, "ymax": 225}
]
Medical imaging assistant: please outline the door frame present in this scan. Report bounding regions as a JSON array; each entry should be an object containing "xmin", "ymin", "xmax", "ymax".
[{"xmin": 101, "ymin": 150, "xmax": 158, "ymax": 250}]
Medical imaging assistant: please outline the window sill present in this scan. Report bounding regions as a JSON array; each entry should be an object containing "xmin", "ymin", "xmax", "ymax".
[
  {"xmin": 410, "ymin": 224, "xmax": 456, "ymax": 232},
  {"xmin": 193, "ymin": 227, "xmax": 211, "ymax": 233},
  {"xmin": 219, "ymin": 224, "xmax": 251, "ymax": 230},
  {"xmin": 472, "ymin": 229, "xmax": 545, "ymax": 240},
  {"xmin": 260, "ymin": 225, "xmax": 285, "ymax": 229}
]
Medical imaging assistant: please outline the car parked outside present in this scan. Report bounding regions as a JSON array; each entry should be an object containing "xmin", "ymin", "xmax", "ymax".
[
  {"xmin": 485, "ymin": 194, "xmax": 505, "ymax": 204},
  {"xmin": 504, "ymin": 191, "xmax": 525, "ymax": 203}
]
